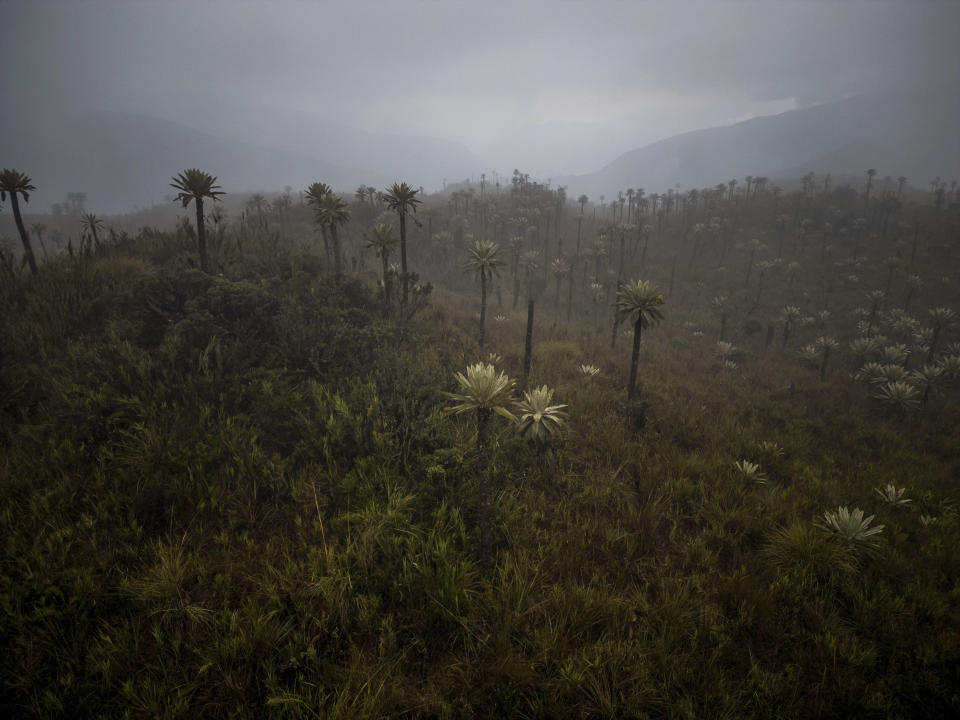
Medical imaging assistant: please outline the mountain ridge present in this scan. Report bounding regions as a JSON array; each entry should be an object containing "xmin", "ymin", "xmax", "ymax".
[{"xmin": 555, "ymin": 89, "xmax": 959, "ymax": 197}]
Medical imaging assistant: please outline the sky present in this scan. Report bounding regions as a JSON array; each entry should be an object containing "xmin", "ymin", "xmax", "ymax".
[{"xmin": 2, "ymin": 0, "xmax": 959, "ymax": 177}]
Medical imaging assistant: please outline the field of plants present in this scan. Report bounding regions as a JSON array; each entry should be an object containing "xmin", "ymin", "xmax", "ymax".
[{"xmin": 1, "ymin": 168, "xmax": 959, "ymax": 718}]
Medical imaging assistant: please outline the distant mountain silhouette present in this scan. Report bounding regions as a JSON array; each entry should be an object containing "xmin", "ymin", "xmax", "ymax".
[
  {"xmin": 0, "ymin": 110, "xmax": 475, "ymax": 214},
  {"xmin": 557, "ymin": 89, "xmax": 959, "ymax": 197},
  {"xmin": 215, "ymin": 108, "xmax": 483, "ymax": 191},
  {"xmin": 3, "ymin": 89, "xmax": 957, "ymax": 216}
]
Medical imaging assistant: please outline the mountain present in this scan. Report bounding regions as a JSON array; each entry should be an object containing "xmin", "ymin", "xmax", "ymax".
[
  {"xmin": 0, "ymin": 109, "xmax": 394, "ymax": 214},
  {"xmin": 205, "ymin": 106, "xmax": 483, "ymax": 193},
  {"xmin": 557, "ymin": 89, "xmax": 960, "ymax": 197},
  {"xmin": 0, "ymin": 108, "xmax": 485, "ymax": 216}
]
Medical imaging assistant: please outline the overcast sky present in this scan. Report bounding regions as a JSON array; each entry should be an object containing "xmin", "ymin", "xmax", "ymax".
[{"xmin": 2, "ymin": 0, "xmax": 958, "ymax": 175}]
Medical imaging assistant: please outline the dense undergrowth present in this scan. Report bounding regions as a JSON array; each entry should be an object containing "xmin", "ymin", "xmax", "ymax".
[{"xmin": 1, "ymin": 178, "xmax": 959, "ymax": 718}]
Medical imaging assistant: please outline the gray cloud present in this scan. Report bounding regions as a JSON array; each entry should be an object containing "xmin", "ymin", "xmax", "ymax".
[{"xmin": 2, "ymin": 0, "xmax": 958, "ymax": 178}]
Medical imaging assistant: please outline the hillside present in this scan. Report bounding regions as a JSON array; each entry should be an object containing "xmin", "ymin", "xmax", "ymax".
[
  {"xmin": 0, "ymin": 109, "xmax": 483, "ymax": 215},
  {"xmin": 2, "ymin": 170, "xmax": 959, "ymax": 717},
  {"xmin": 559, "ymin": 89, "xmax": 960, "ymax": 197}
]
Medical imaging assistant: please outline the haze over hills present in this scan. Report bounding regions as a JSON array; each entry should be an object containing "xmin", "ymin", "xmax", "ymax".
[
  {"xmin": 205, "ymin": 106, "xmax": 484, "ymax": 193},
  {"xmin": 0, "ymin": 109, "xmax": 481, "ymax": 215},
  {"xmin": 2, "ymin": 88, "xmax": 957, "ymax": 217},
  {"xmin": 557, "ymin": 89, "xmax": 960, "ymax": 198},
  {"xmin": 0, "ymin": 110, "xmax": 393, "ymax": 214}
]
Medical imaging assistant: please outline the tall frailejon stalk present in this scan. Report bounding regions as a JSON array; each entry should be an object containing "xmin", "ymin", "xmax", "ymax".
[
  {"xmin": 315, "ymin": 193, "xmax": 350, "ymax": 277},
  {"xmin": 444, "ymin": 363, "xmax": 515, "ymax": 565},
  {"xmin": 384, "ymin": 182, "xmax": 422, "ymax": 311},
  {"xmin": 610, "ymin": 224, "xmax": 629, "ymax": 349},
  {"xmin": 170, "ymin": 169, "xmax": 224, "ymax": 273},
  {"xmin": 551, "ymin": 256, "xmax": 569, "ymax": 323},
  {"xmin": 464, "ymin": 239, "xmax": 503, "ymax": 348},
  {"xmin": 927, "ymin": 307, "xmax": 955, "ymax": 363},
  {"xmin": 816, "ymin": 336, "xmax": 840, "ymax": 381},
  {"xmin": 616, "ymin": 279, "xmax": 665, "ymax": 407},
  {"xmin": 520, "ymin": 252, "xmax": 541, "ymax": 391},
  {"xmin": 0, "ymin": 169, "xmax": 39, "ymax": 275},
  {"xmin": 305, "ymin": 182, "xmax": 333, "ymax": 264},
  {"xmin": 367, "ymin": 223, "xmax": 398, "ymax": 309},
  {"xmin": 713, "ymin": 295, "xmax": 728, "ymax": 341},
  {"xmin": 80, "ymin": 213, "xmax": 104, "ymax": 253}
]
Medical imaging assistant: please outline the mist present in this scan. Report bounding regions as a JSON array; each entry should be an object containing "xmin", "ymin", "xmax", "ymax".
[
  {"xmin": 2, "ymin": 0, "xmax": 958, "ymax": 213},
  {"xmin": 4, "ymin": 3, "xmax": 960, "ymax": 717}
]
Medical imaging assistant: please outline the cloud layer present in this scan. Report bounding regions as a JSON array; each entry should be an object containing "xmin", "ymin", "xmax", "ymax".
[{"xmin": 3, "ymin": 0, "xmax": 958, "ymax": 177}]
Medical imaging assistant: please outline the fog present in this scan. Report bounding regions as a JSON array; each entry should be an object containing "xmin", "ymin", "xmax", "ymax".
[
  {"xmin": 5, "ymin": 5, "xmax": 960, "ymax": 714},
  {"xmin": 1, "ymin": 0, "xmax": 958, "ymax": 210}
]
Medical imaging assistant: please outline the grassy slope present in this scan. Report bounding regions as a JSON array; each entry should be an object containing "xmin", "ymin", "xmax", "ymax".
[{"xmin": 1, "ymin": 188, "xmax": 959, "ymax": 719}]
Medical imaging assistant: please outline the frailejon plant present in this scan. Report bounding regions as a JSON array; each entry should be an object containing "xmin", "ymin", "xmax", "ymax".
[
  {"xmin": 578, "ymin": 363, "xmax": 600, "ymax": 378},
  {"xmin": 367, "ymin": 223, "xmax": 398, "ymax": 307},
  {"xmin": 170, "ymin": 168, "xmax": 224, "ymax": 273},
  {"xmin": 849, "ymin": 336, "xmax": 883, "ymax": 368},
  {"xmin": 615, "ymin": 279, "xmax": 665, "ymax": 407},
  {"xmin": 734, "ymin": 459, "xmax": 767, "ymax": 484},
  {"xmin": 815, "ymin": 335, "xmax": 840, "ymax": 381},
  {"xmin": 856, "ymin": 363, "xmax": 909, "ymax": 385},
  {"xmin": 937, "ymin": 354, "xmax": 960, "ymax": 383},
  {"xmin": 878, "ymin": 344, "xmax": 910, "ymax": 366},
  {"xmin": 874, "ymin": 484, "xmax": 911, "ymax": 507},
  {"xmin": 798, "ymin": 343, "xmax": 820, "ymax": 369},
  {"xmin": 514, "ymin": 385, "xmax": 568, "ymax": 445},
  {"xmin": 873, "ymin": 380, "xmax": 921, "ymax": 413},
  {"xmin": 314, "ymin": 192, "xmax": 350, "ymax": 277},
  {"xmin": 0, "ymin": 168, "xmax": 39, "ymax": 275},
  {"xmin": 780, "ymin": 305, "xmax": 801, "ymax": 347},
  {"xmin": 443, "ymin": 363, "xmax": 515, "ymax": 563},
  {"xmin": 910, "ymin": 365, "xmax": 944, "ymax": 406},
  {"xmin": 817, "ymin": 506, "xmax": 885, "ymax": 550},
  {"xmin": 464, "ymin": 238, "xmax": 503, "ymax": 348},
  {"xmin": 384, "ymin": 182, "xmax": 422, "ymax": 310},
  {"xmin": 927, "ymin": 307, "xmax": 955, "ymax": 362}
]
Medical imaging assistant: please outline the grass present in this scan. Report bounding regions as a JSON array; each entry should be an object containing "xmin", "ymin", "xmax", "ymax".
[{"xmin": 1, "ymin": 181, "xmax": 959, "ymax": 718}]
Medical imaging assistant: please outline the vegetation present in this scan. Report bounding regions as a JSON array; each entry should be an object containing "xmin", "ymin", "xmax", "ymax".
[
  {"xmin": 464, "ymin": 238, "xmax": 503, "ymax": 347},
  {"xmin": 615, "ymin": 278, "xmax": 666, "ymax": 407},
  {"xmin": 1, "ymin": 162, "xmax": 959, "ymax": 718},
  {"xmin": 383, "ymin": 182, "xmax": 421, "ymax": 310},
  {"xmin": 314, "ymin": 192, "xmax": 350, "ymax": 277},
  {"xmin": 0, "ymin": 168, "xmax": 39, "ymax": 275},
  {"xmin": 169, "ymin": 169, "xmax": 224, "ymax": 272},
  {"xmin": 443, "ymin": 362, "xmax": 515, "ymax": 564}
]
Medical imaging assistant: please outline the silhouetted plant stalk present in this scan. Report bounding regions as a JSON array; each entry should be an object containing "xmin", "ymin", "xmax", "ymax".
[
  {"xmin": 616, "ymin": 279, "xmax": 665, "ymax": 409},
  {"xmin": 384, "ymin": 182, "xmax": 422, "ymax": 311},
  {"xmin": 1, "ymin": 169, "xmax": 40, "ymax": 275}
]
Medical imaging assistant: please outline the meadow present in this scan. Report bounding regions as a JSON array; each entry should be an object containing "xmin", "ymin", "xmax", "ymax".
[{"xmin": 1, "ymin": 169, "xmax": 958, "ymax": 718}]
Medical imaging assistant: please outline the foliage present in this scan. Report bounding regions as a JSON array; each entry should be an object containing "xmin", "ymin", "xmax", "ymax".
[
  {"xmin": 169, "ymin": 168, "xmax": 224, "ymax": 207},
  {"xmin": 464, "ymin": 238, "xmax": 503, "ymax": 280},
  {"xmin": 874, "ymin": 483, "xmax": 911, "ymax": 507},
  {"xmin": 0, "ymin": 168, "xmax": 36, "ymax": 201},
  {"xmin": 873, "ymin": 380, "xmax": 921, "ymax": 411},
  {"xmin": 615, "ymin": 279, "xmax": 665, "ymax": 328},
  {"xmin": 733, "ymin": 459, "xmax": 767, "ymax": 483},
  {"xmin": 817, "ymin": 506, "xmax": 885, "ymax": 548},
  {"xmin": 578, "ymin": 363, "xmax": 600, "ymax": 378},
  {"xmin": 443, "ymin": 363, "xmax": 515, "ymax": 419},
  {"xmin": 1, "ymin": 165, "xmax": 959, "ymax": 719},
  {"xmin": 514, "ymin": 385, "xmax": 568, "ymax": 444}
]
